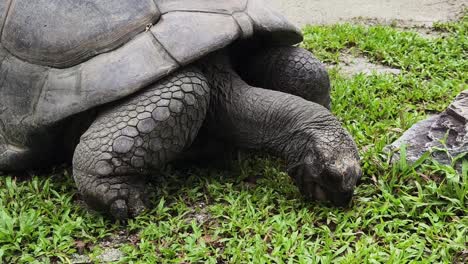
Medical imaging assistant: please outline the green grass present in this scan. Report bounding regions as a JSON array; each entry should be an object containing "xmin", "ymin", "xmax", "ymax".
[{"xmin": 1, "ymin": 17, "xmax": 467, "ymax": 263}]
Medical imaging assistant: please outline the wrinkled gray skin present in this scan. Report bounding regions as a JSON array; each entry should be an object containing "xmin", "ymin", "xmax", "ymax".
[{"xmin": 0, "ymin": 0, "xmax": 361, "ymax": 220}]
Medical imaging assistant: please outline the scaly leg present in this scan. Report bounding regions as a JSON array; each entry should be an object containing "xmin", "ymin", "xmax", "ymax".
[
  {"xmin": 73, "ymin": 68, "xmax": 210, "ymax": 219},
  {"xmin": 240, "ymin": 46, "xmax": 331, "ymax": 109}
]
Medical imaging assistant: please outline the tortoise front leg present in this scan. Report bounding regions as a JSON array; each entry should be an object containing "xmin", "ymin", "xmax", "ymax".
[
  {"xmin": 73, "ymin": 68, "xmax": 210, "ymax": 220},
  {"xmin": 239, "ymin": 46, "xmax": 331, "ymax": 109}
]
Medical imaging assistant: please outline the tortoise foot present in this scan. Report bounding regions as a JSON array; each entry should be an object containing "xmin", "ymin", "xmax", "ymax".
[{"xmin": 73, "ymin": 170, "xmax": 150, "ymax": 220}]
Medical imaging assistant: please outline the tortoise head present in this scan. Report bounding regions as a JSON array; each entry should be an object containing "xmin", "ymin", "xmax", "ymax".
[{"xmin": 288, "ymin": 136, "xmax": 362, "ymax": 207}]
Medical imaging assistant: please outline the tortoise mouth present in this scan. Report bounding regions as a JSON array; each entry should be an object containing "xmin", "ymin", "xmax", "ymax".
[{"xmin": 312, "ymin": 184, "xmax": 354, "ymax": 207}]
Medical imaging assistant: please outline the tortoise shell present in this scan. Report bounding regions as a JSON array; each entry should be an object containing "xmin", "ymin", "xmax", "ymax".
[{"xmin": 0, "ymin": 0, "xmax": 302, "ymax": 129}]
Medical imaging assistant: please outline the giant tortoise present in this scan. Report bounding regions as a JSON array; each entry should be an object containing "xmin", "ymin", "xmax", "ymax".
[{"xmin": 0, "ymin": 0, "xmax": 361, "ymax": 219}]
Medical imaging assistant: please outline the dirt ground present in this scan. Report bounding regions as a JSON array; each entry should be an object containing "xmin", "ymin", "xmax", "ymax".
[{"xmin": 271, "ymin": 0, "xmax": 467, "ymax": 27}]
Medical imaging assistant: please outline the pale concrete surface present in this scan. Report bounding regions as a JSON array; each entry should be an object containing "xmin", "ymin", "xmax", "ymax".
[{"xmin": 271, "ymin": 0, "xmax": 467, "ymax": 27}]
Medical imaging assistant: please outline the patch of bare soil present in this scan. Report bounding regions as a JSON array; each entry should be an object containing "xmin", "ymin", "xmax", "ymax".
[{"xmin": 327, "ymin": 50, "xmax": 401, "ymax": 77}]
